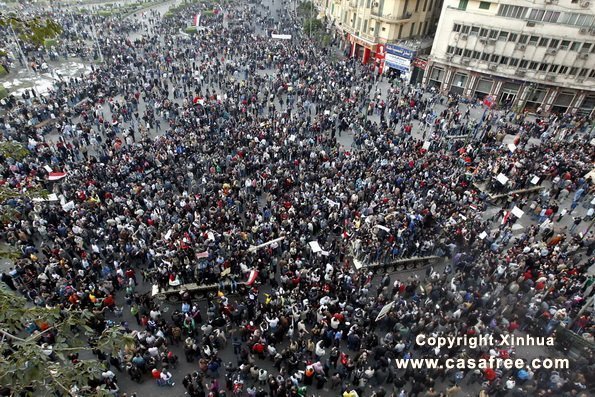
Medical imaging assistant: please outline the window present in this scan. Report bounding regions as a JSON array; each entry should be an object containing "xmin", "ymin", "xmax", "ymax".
[
  {"xmin": 479, "ymin": 1, "xmax": 490, "ymax": 10},
  {"xmin": 538, "ymin": 38, "xmax": 549, "ymax": 47},
  {"xmin": 549, "ymin": 39, "xmax": 560, "ymax": 49},
  {"xmin": 453, "ymin": 23, "xmax": 461, "ymax": 32},
  {"xmin": 480, "ymin": 28, "xmax": 489, "ymax": 37},
  {"xmin": 559, "ymin": 65, "xmax": 568, "ymax": 74},
  {"xmin": 470, "ymin": 26, "xmax": 480, "ymax": 35},
  {"xmin": 577, "ymin": 14, "xmax": 594, "ymax": 27},
  {"xmin": 570, "ymin": 42, "xmax": 581, "ymax": 51},
  {"xmin": 567, "ymin": 14, "xmax": 579, "ymax": 25},
  {"xmin": 508, "ymin": 33, "xmax": 518, "ymax": 42},
  {"xmin": 519, "ymin": 35, "xmax": 528, "ymax": 44},
  {"xmin": 544, "ymin": 11, "xmax": 560, "ymax": 23},
  {"xmin": 589, "ymin": 70, "xmax": 595, "ymax": 78},
  {"xmin": 529, "ymin": 9, "xmax": 545, "ymax": 21},
  {"xmin": 550, "ymin": 64, "xmax": 559, "ymax": 73},
  {"xmin": 582, "ymin": 43, "xmax": 592, "ymax": 52},
  {"xmin": 430, "ymin": 67, "xmax": 444, "ymax": 81},
  {"xmin": 463, "ymin": 49, "xmax": 472, "ymax": 57},
  {"xmin": 509, "ymin": 58, "xmax": 519, "ymax": 67},
  {"xmin": 539, "ymin": 63, "xmax": 549, "ymax": 72},
  {"xmin": 529, "ymin": 61, "xmax": 539, "ymax": 69},
  {"xmin": 481, "ymin": 53, "xmax": 490, "ymax": 61},
  {"xmin": 499, "ymin": 31, "xmax": 509, "ymax": 40},
  {"xmin": 528, "ymin": 36, "xmax": 539, "ymax": 45},
  {"xmin": 500, "ymin": 56, "xmax": 509, "ymax": 65},
  {"xmin": 455, "ymin": 48, "xmax": 463, "ymax": 55},
  {"xmin": 489, "ymin": 30, "xmax": 498, "ymax": 39},
  {"xmin": 472, "ymin": 51, "xmax": 481, "ymax": 59},
  {"xmin": 569, "ymin": 67, "xmax": 579, "ymax": 75},
  {"xmin": 560, "ymin": 40, "xmax": 570, "ymax": 50},
  {"xmin": 497, "ymin": 5, "xmax": 528, "ymax": 19},
  {"xmin": 410, "ymin": 23, "xmax": 415, "ymax": 36},
  {"xmin": 458, "ymin": 0, "xmax": 468, "ymax": 11},
  {"xmin": 461, "ymin": 25, "xmax": 471, "ymax": 34},
  {"xmin": 579, "ymin": 68, "xmax": 588, "ymax": 77},
  {"xmin": 363, "ymin": 20, "xmax": 368, "ymax": 33},
  {"xmin": 519, "ymin": 60, "xmax": 529, "ymax": 68},
  {"xmin": 490, "ymin": 54, "xmax": 500, "ymax": 63},
  {"xmin": 447, "ymin": 46, "xmax": 455, "ymax": 54}
]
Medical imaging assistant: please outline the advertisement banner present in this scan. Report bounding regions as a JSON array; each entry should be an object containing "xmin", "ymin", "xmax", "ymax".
[
  {"xmin": 412, "ymin": 58, "xmax": 427, "ymax": 70},
  {"xmin": 385, "ymin": 53, "xmax": 411, "ymax": 72},
  {"xmin": 386, "ymin": 45, "xmax": 414, "ymax": 59}
]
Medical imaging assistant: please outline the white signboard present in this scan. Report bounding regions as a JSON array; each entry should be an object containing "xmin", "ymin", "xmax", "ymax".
[
  {"xmin": 375, "ymin": 301, "xmax": 395, "ymax": 322},
  {"xmin": 271, "ymin": 34, "xmax": 292, "ymax": 40},
  {"xmin": 374, "ymin": 225, "xmax": 390, "ymax": 232},
  {"xmin": 309, "ymin": 241, "xmax": 323, "ymax": 253},
  {"xmin": 496, "ymin": 173, "xmax": 509, "ymax": 185},
  {"xmin": 511, "ymin": 206, "xmax": 524, "ymax": 218}
]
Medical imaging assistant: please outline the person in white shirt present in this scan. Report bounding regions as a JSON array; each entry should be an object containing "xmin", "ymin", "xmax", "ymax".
[{"xmin": 159, "ymin": 368, "xmax": 174, "ymax": 386}]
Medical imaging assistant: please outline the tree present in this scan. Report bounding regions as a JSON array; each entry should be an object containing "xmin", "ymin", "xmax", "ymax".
[
  {"xmin": 303, "ymin": 18, "xmax": 323, "ymax": 38},
  {"xmin": 0, "ymin": 141, "xmax": 49, "ymax": 226},
  {"xmin": 296, "ymin": 1, "xmax": 315, "ymax": 18},
  {"xmin": 0, "ymin": 12, "xmax": 62, "ymax": 49},
  {"xmin": 0, "ymin": 285, "xmax": 133, "ymax": 396}
]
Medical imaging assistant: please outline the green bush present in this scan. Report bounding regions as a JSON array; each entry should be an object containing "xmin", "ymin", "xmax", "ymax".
[
  {"xmin": 44, "ymin": 39, "xmax": 58, "ymax": 48},
  {"xmin": 0, "ymin": 85, "xmax": 8, "ymax": 100},
  {"xmin": 0, "ymin": 66, "xmax": 7, "ymax": 77},
  {"xmin": 98, "ymin": 10, "xmax": 112, "ymax": 16},
  {"xmin": 184, "ymin": 26, "xmax": 197, "ymax": 34}
]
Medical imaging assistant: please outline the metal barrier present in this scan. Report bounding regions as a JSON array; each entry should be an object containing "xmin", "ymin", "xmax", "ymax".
[
  {"xmin": 360, "ymin": 256, "xmax": 443, "ymax": 273},
  {"xmin": 555, "ymin": 325, "xmax": 595, "ymax": 360}
]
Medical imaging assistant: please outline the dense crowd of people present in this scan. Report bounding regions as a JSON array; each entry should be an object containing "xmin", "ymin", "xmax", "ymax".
[{"xmin": 0, "ymin": 0, "xmax": 594, "ymax": 396}]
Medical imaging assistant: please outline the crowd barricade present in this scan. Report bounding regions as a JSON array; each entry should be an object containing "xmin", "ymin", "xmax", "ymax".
[
  {"xmin": 359, "ymin": 256, "xmax": 443, "ymax": 273},
  {"xmin": 151, "ymin": 281, "xmax": 247, "ymax": 302}
]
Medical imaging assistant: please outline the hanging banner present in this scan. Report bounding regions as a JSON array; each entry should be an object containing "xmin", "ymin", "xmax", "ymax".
[
  {"xmin": 271, "ymin": 33, "xmax": 292, "ymax": 40},
  {"xmin": 194, "ymin": 13, "xmax": 201, "ymax": 27},
  {"xmin": 412, "ymin": 58, "xmax": 427, "ymax": 70},
  {"xmin": 385, "ymin": 53, "xmax": 411, "ymax": 72},
  {"xmin": 386, "ymin": 45, "xmax": 414, "ymax": 59}
]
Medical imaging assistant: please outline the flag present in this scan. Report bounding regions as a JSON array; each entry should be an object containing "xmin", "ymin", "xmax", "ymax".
[
  {"xmin": 48, "ymin": 172, "xmax": 67, "ymax": 181},
  {"xmin": 193, "ymin": 13, "xmax": 201, "ymax": 27},
  {"xmin": 246, "ymin": 269, "xmax": 259, "ymax": 286},
  {"xmin": 193, "ymin": 96, "xmax": 205, "ymax": 105}
]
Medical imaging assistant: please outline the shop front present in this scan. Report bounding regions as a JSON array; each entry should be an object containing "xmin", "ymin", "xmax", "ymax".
[
  {"xmin": 347, "ymin": 33, "xmax": 377, "ymax": 64},
  {"xmin": 384, "ymin": 45, "xmax": 415, "ymax": 82}
]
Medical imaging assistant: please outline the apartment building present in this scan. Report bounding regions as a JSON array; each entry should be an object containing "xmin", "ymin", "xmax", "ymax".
[
  {"xmin": 317, "ymin": 0, "xmax": 441, "ymax": 73},
  {"xmin": 424, "ymin": 0, "xmax": 595, "ymax": 116}
]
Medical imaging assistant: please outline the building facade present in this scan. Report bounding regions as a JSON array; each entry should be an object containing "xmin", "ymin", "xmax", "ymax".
[
  {"xmin": 424, "ymin": 0, "xmax": 595, "ymax": 116},
  {"xmin": 317, "ymin": 0, "xmax": 442, "ymax": 72}
]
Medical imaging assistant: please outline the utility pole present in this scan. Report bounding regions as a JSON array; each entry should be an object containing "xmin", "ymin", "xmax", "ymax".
[
  {"xmin": 9, "ymin": 23, "xmax": 32, "ymax": 76},
  {"xmin": 90, "ymin": 18, "xmax": 104, "ymax": 63}
]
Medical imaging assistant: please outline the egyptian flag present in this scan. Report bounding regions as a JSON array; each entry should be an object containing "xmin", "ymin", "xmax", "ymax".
[
  {"xmin": 48, "ymin": 171, "xmax": 67, "ymax": 181},
  {"xmin": 502, "ymin": 211, "xmax": 511, "ymax": 225},
  {"xmin": 194, "ymin": 13, "xmax": 201, "ymax": 27},
  {"xmin": 193, "ymin": 96, "xmax": 205, "ymax": 105},
  {"xmin": 246, "ymin": 269, "xmax": 259, "ymax": 286}
]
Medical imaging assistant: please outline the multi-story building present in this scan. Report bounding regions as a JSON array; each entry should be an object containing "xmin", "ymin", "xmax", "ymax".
[
  {"xmin": 317, "ymin": 0, "xmax": 442, "ymax": 73},
  {"xmin": 424, "ymin": 0, "xmax": 595, "ymax": 116}
]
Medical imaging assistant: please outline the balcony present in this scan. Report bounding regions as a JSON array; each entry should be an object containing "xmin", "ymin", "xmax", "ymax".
[
  {"xmin": 358, "ymin": 31, "xmax": 378, "ymax": 43},
  {"xmin": 341, "ymin": 24, "xmax": 355, "ymax": 34},
  {"xmin": 370, "ymin": 10, "xmax": 412, "ymax": 23}
]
